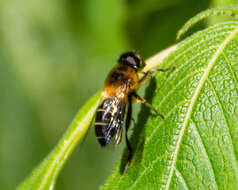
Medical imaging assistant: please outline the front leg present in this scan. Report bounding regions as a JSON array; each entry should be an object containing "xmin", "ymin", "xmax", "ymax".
[{"xmin": 139, "ymin": 66, "xmax": 176, "ymax": 85}]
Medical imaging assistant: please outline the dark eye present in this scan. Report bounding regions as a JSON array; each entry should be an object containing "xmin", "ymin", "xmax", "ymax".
[
  {"xmin": 126, "ymin": 56, "xmax": 139, "ymax": 67},
  {"xmin": 118, "ymin": 51, "xmax": 144, "ymax": 70}
]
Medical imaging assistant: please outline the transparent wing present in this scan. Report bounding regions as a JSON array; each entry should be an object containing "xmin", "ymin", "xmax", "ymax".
[
  {"xmin": 105, "ymin": 97, "xmax": 126, "ymax": 145},
  {"xmin": 105, "ymin": 82, "xmax": 130, "ymax": 145}
]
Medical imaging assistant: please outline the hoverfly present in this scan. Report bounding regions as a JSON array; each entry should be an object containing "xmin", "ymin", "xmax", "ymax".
[{"xmin": 94, "ymin": 51, "xmax": 174, "ymax": 163}]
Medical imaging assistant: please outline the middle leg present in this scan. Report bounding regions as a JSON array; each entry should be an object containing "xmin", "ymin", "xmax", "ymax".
[{"xmin": 131, "ymin": 91, "xmax": 165, "ymax": 120}]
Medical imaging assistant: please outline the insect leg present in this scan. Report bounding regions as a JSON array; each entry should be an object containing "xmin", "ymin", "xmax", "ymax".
[
  {"xmin": 156, "ymin": 66, "xmax": 176, "ymax": 72},
  {"xmin": 125, "ymin": 94, "xmax": 133, "ymax": 162},
  {"xmin": 139, "ymin": 66, "xmax": 176, "ymax": 84},
  {"xmin": 132, "ymin": 92, "xmax": 165, "ymax": 120},
  {"xmin": 139, "ymin": 70, "xmax": 153, "ymax": 85}
]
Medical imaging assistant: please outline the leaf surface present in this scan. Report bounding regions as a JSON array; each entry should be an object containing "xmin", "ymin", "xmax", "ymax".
[{"xmin": 102, "ymin": 21, "xmax": 238, "ymax": 190}]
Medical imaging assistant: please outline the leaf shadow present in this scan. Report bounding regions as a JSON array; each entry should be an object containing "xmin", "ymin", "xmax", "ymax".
[{"xmin": 119, "ymin": 77, "xmax": 157, "ymax": 175}]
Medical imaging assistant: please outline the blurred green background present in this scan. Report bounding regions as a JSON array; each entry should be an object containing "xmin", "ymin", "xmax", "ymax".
[{"xmin": 0, "ymin": 0, "xmax": 236, "ymax": 189}]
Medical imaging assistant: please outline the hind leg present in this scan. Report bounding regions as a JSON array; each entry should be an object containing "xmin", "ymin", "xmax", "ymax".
[{"xmin": 125, "ymin": 94, "xmax": 133, "ymax": 162}]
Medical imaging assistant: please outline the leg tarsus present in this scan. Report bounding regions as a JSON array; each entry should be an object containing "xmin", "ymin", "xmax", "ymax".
[{"xmin": 156, "ymin": 66, "xmax": 176, "ymax": 72}]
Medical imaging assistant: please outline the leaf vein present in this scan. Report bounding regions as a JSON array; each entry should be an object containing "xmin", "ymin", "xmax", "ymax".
[
  {"xmin": 190, "ymin": 118, "xmax": 219, "ymax": 189},
  {"xmin": 174, "ymin": 167, "xmax": 190, "ymax": 190},
  {"xmin": 117, "ymin": 100, "xmax": 189, "ymax": 189},
  {"xmin": 167, "ymin": 29, "xmax": 233, "ymax": 67},
  {"xmin": 164, "ymin": 25, "xmax": 238, "ymax": 190},
  {"xmin": 128, "ymin": 26, "xmax": 238, "ymax": 190},
  {"xmin": 207, "ymin": 79, "xmax": 238, "ymax": 170},
  {"xmin": 146, "ymin": 100, "xmax": 190, "ymax": 146},
  {"xmin": 222, "ymin": 51, "xmax": 238, "ymax": 89},
  {"xmin": 156, "ymin": 70, "xmax": 204, "ymax": 108},
  {"xmin": 156, "ymin": 45, "xmax": 219, "ymax": 96}
]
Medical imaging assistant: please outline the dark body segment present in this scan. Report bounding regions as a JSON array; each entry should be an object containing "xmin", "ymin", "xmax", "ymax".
[{"xmin": 95, "ymin": 98, "xmax": 126, "ymax": 146}]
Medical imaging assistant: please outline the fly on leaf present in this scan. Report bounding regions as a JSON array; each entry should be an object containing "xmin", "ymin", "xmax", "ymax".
[{"xmin": 94, "ymin": 51, "xmax": 175, "ymax": 166}]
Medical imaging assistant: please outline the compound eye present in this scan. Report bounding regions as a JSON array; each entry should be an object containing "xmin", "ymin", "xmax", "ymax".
[
  {"xmin": 126, "ymin": 56, "xmax": 139, "ymax": 68},
  {"xmin": 118, "ymin": 51, "xmax": 144, "ymax": 70}
]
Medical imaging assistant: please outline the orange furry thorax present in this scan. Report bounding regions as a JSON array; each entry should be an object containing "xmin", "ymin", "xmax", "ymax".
[{"xmin": 103, "ymin": 63, "xmax": 139, "ymax": 99}]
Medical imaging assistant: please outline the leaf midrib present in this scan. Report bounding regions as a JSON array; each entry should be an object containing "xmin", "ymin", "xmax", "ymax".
[
  {"xmin": 164, "ymin": 26, "xmax": 238, "ymax": 190},
  {"xmin": 128, "ymin": 26, "xmax": 238, "ymax": 190}
]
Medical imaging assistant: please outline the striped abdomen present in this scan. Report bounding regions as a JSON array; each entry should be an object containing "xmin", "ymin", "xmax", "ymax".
[{"xmin": 95, "ymin": 97, "xmax": 126, "ymax": 146}]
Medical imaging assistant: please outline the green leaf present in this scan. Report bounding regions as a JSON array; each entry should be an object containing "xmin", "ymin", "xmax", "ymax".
[
  {"xmin": 102, "ymin": 21, "xmax": 238, "ymax": 189},
  {"xmin": 16, "ymin": 34, "xmax": 177, "ymax": 190},
  {"xmin": 17, "ymin": 91, "xmax": 101, "ymax": 190},
  {"xmin": 177, "ymin": 6, "xmax": 238, "ymax": 40}
]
